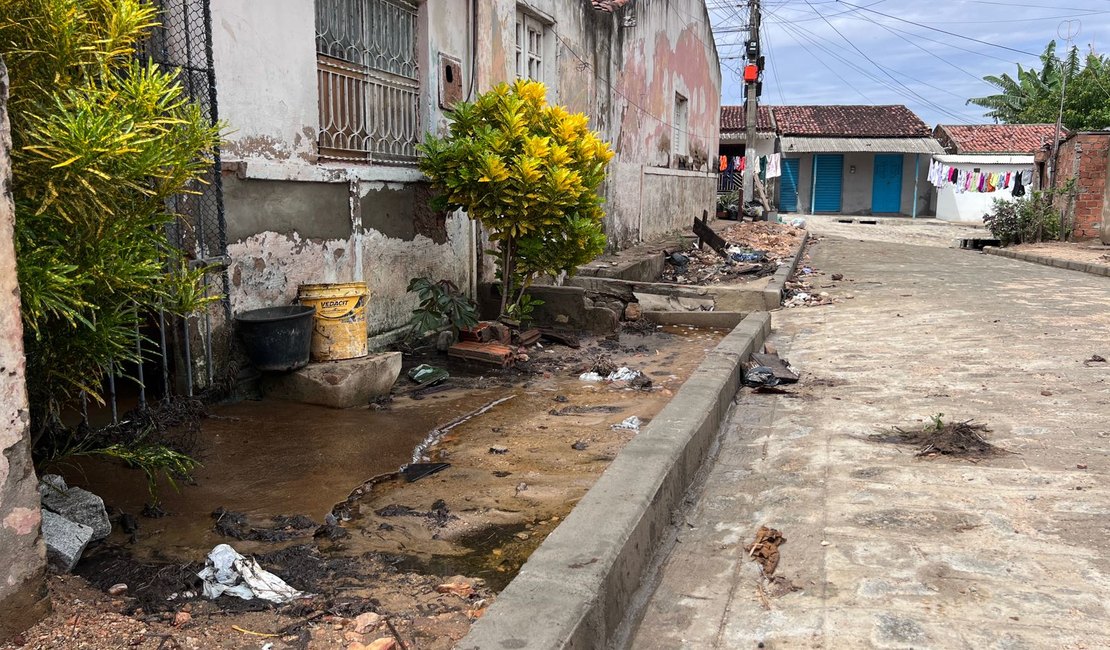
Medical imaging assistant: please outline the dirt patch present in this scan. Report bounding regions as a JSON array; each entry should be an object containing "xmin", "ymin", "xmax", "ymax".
[
  {"xmin": 36, "ymin": 326, "xmax": 724, "ymax": 649},
  {"xmin": 660, "ymin": 221, "xmax": 804, "ymax": 285},
  {"xmin": 872, "ymin": 418, "xmax": 1006, "ymax": 459}
]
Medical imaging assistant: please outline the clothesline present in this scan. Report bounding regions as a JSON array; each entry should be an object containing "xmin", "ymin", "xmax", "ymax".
[
  {"xmin": 719, "ymin": 153, "xmax": 783, "ymax": 179},
  {"xmin": 927, "ymin": 160, "xmax": 1031, "ymax": 197}
]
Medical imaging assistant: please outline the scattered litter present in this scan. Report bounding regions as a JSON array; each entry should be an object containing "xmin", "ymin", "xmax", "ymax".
[
  {"xmin": 515, "ymin": 482, "xmax": 528, "ymax": 494},
  {"xmin": 726, "ymin": 245, "xmax": 765, "ymax": 263},
  {"xmin": 578, "ymin": 372, "xmax": 603, "ymax": 382},
  {"xmin": 748, "ymin": 526, "xmax": 785, "ymax": 576},
  {"xmin": 196, "ymin": 543, "xmax": 305, "ymax": 603},
  {"xmin": 831, "ymin": 273, "xmax": 844, "ymax": 281},
  {"xmin": 407, "ymin": 364, "xmax": 449, "ymax": 386},
  {"xmin": 607, "ymin": 367, "xmax": 641, "ymax": 382},
  {"xmin": 801, "ymin": 266, "xmax": 813, "ymax": 274},
  {"xmin": 571, "ymin": 440, "xmax": 590, "ymax": 450},
  {"xmin": 612, "ymin": 416, "xmax": 642, "ymax": 431},
  {"xmin": 790, "ymin": 217, "xmax": 806, "ymax": 229},
  {"xmin": 549, "ymin": 405, "xmax": 624, "ymax": 416},
  {"xmin": 743, "ymin": 366, "xmax": 779, "ymax": 388},
  {"xmin": 401, "ymin": 462, "xmax": 450, "ymax": 483},
  {"xmin": 489, "ymin": 445, "xmax": 509, "ymax": 455},
  {"xmin": 1084, "ymin": 354, "xmax": 1106, "ymax": 366},
  {"xmin": 750, "ymin": 352, "xmax": 800, "ymax": 384}
]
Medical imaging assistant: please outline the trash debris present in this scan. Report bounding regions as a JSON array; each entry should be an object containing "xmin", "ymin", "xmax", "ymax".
[
  {"xmin": 750, "ymin": 352, "xmax": 800, "ymax": 384},
  {"xmin": 666, "ymin": 251, "xmax": 690, "ymax": 268},
  {"xmin": 401, "ymin": 462, "xmax": 450, "ymax": 482},
  {"xmin": 196, "ymin": 543, "xmax": 306, "ymax": 603},
  {"xmin": 107, "ymin": 583, "xmax": 128, "ymax": 596},
  {"xmin": 571, "ymin": 440, "xmax": 590, "ymax": 450},
  {"xmin": 790, "ymin": 217, "xmax": 806, "ymax": 229},
  {"xmin": 488, "ymin": 445, "xmax": 509, "ymax": 454},
  {"xmin": 549, "ymin": 405, "xmax": 624, "ymax": 416},
  {"xmin": 407, "ymin": 364, "xmax": 449, "ymax": 386},
  {"xmin": 435, "ymin": 581, "xmax": 475, "ymax": 598},
  {"xmin": 578, "ymin": 372, "xmax": 603, "ymax": 382},
  {"xmin": 743, "ymin": 366, "xmax": 779, "ymax": 388},
  {"xmin": 1084, "ymin": 354, "xmax": 1107, "ymax": 365},
  {"xmin": 748, "ymin": 526, "xmax": 786, "ymax": 576},
  {"xmin": 726, "ymin": 245, "xmax": 765, "ymax": 263},
  {"xmin": 831, "ymin": 273, "xmax": 844, "ymax": 281},
  {"xmin": 612, "ymin": 416, "xmax": 642, "ymax": 431},
  {"xmin": 607, "ymin": 367, "xmax": 641, "ymax": 382}
]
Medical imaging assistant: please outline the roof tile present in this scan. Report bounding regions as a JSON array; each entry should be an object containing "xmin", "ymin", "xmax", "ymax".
[
  {"xmin": 771, "ymin": 105, "xmax": 931, "ymax": 137},
  {"xmin": 720, "ymin": 105, "xmax": 774, "ymax": 132},
  {"xmin": 934, "ymin": 124, "xmax": 1059, "ymax": 154}
]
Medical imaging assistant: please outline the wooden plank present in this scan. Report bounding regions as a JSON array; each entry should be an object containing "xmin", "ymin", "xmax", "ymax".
[
  {"xmin": 693, "ymin": 210, "xmax": 729, "ymax": 257},
  {"xmin": 448, "ymin": 341, "xmax": 515, "ymax": 368}
]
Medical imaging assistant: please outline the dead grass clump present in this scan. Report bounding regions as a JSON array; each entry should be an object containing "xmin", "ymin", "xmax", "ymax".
[{"xmin": 873, "ymin": 415, "xmax": 1005, "ymax": 459}]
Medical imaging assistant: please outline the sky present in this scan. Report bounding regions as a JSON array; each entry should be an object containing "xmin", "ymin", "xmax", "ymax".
[{"xmin": 709, "ymin": 0, "xmax": 1110, "ymax": 126}]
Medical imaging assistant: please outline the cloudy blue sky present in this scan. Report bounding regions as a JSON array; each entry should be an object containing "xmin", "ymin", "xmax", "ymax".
[{"xmin": 710, "ymin": 0, "xmax": 1110, "ymax": 126}]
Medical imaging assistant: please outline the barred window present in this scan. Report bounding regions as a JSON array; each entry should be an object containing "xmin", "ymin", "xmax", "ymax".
[
  {"xmin": 315, "ymin": 0, "xmax": 420, "ymax": 165},
  {"xmin": 515, "ymin": 10, "xmax": 547, "ymax": 83}
]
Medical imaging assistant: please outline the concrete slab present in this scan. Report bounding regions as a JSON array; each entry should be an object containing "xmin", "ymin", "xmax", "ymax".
[
  {"xmin": 458, "ymin": 312, "xmax": 771, "ymax": 650},
  {"xmin": 262, "ymin": 351, "xmax": 401, "ymax": 408},
  {"xmin": 642, "ymin": 311, "xmax": 747, "ymax": 329},
  {"xmin": 626, "ymin": 233, "xmax": 1110, "ymax": 649}
]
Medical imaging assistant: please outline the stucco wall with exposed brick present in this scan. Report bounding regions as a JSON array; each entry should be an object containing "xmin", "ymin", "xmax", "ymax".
[{"xmin": 0, "ymin": 57, "xmax": 49, "ymax": 641}]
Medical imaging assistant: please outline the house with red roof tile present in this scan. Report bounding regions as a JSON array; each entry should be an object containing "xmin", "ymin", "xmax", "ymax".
[
  {"xmin": 717, "ymin": 104, "xmax": 943, "ymax": 216},
  {"xmin": 929, "ymin": 124, "xmax": 1057, "ymax": 223}
]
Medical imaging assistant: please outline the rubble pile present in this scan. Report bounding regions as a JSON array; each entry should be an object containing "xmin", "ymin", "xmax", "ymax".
[{"xmin": 661, "ymin": 221, "xmax": 804, "ymax": 285}]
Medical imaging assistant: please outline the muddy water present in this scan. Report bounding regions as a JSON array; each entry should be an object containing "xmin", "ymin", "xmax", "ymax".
[
  {"xmin": 65, "ymin": 389, "xmax": 501, "ymax": 561},
  {"xmin": 62, "ymin": 327, "xmax": 725, "ymax": 586}
]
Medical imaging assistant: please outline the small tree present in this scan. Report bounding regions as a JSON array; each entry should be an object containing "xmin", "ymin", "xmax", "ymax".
[
  {"xmin": 1, "ymin": 0, "xmax": 218, "ymax": 464},
  {"xmin": 419, "ymin": 80, "xmax": 613, "ymax": 318}
]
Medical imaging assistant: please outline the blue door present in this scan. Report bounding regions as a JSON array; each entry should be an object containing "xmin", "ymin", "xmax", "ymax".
[
  {"xmin": 812, "ymin": 154, "xmax": 843, "ymax": 212},
  {"xmin": 779, "ymin": 158, "xmax": 800, "ymax": 212},
  {"xmin": 872, "ymin": 154, "xmax": 904, "ymax": 213}
]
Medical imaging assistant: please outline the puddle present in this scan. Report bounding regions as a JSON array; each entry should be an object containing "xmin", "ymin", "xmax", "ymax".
[{"xmin": 61, "ymin": 326, "xmax": 727, "ymax": 595}]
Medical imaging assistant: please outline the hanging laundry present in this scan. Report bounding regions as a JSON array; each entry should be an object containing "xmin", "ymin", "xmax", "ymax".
[
  {"xmin": 719, "ymin": 155, "xmax": 728, "ymax": 172},
  {"xmin": 1012, "ymin": 171, "xmax": 1026, "ymax": 197},
  {"xmin": 766, "ymin": 153, "xmax": 782, "ymax": 179}
]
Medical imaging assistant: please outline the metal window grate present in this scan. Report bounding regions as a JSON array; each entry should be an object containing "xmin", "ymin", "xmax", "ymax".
[{"xmin": 315, "ymin": 0, "xmax": 420, "ymax": 165}]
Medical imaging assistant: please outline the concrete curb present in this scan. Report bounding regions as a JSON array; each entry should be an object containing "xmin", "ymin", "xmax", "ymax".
[
  {"xmin": 983, "ymin": 246, "xmax": 1110, "ymax": 278},
  {"xmin": 458, "ymin": 312, "xmax": 772, "ymax": 650},
  {"xmin": 763, "ymin": 229, "xmax": 810, "ymax": 307}
]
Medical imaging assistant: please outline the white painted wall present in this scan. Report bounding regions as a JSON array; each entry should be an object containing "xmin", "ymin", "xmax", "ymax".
[{"xmin": 932, "ymin": 156, "xmax": 1034, "ymax": 224}]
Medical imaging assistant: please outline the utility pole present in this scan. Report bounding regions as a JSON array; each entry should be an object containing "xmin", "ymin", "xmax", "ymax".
[
  {"xmin": 1049, "ymin": 19, "xmax": 1080, "ymax": 240},
  {"xmin": 743, "ymin": 0, "xmax": 761, "ymax": 205}
]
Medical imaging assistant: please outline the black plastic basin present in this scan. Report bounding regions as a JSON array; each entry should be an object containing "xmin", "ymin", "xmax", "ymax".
[{"xmin": 235, "ymin": 305, "xmax": 315, "ymax": 372}]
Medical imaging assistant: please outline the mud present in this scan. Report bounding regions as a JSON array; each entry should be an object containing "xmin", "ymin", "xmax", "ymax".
[{"xmin": 41, "ymin": 326, "xmax": 724, "ymax": 647}]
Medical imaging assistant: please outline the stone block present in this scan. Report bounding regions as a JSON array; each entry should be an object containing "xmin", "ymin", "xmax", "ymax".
[
  {"xmin": 41, "ymin": 510, "xmax": 93, "ymax": 573},
  {"xmin": 39, "ymin": 474, "xmax": 110, "ymax": 540},
  {"xmin": 262, "ymin": 352, "xmax": 402, "ymax": 409}
]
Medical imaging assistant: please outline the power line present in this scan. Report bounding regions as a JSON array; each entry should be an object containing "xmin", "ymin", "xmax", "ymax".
[
  {"xmin": 765, "ymin": 18, "xmax": 875, "ymax": 102},
  {"xmin": 833, "ymin": 0, "xmax": 1044, "ymax": 58},
  {"xmin": 798, "ymin": 1, "xmax": 977, "ymax": 121},
  {"xmin": 762, "ymin": 17, "xmax": 788, "ymax": 104},
  {"xmin": 844, "ymin": 9, "xmax": 990, "ymax": 83}
]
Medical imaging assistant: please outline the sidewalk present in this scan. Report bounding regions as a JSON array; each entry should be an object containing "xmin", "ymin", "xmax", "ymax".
[{"xmin": 627, "ymin": 234, "xmax": 1110, "ymax": 649}]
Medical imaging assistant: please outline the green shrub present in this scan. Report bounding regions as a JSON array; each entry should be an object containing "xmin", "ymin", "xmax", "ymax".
[
  {"xmin": 419, "ymin": 79, "xmax": 613, "ymax": 318},
  {"xmin": 2, "ymin": 0, "xmax": 219, "ymax": 491},
  {"xmin": 406, "ymin": 277, "xmax": 479, "ymax": 340},
  {"xmin": 984, "ymin": 190, "xmax": 1061, "ymax": 245}
]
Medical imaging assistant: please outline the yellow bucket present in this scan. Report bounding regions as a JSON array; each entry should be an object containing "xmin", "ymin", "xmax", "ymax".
[{"xmin": 296, "ymin": 282, "xmax": 370, "ymax": 362}]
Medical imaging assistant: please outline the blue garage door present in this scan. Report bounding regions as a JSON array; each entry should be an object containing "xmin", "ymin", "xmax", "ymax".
[
  {"xmin": 812, "ymin": 154, "xmax": 843, "ymax": 213},
  {"xmin": 779, "ymin": 158, "xmax": 800, "ymax": 212},
  {"xmin": 872, "ymin": 154, "xmax": 904, "ymax": 213}
]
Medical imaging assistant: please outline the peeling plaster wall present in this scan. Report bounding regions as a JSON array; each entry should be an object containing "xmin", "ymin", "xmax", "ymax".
[
  {"xmin": 210, "ymin": 0, "xmax": 718, "ymax": 357},
  {"xmin": 212, "ymin": 0, "xmax": 476, "ymax": 345},
  {"xmin": 0, "ymin": 58, "xmax": 49, "ymax": 641},
  {"xmin": 480, "ymin": 0, "xmax": 721, "ymax": 248}
]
